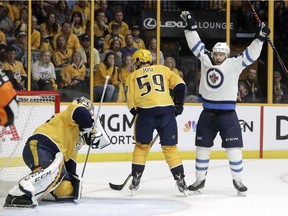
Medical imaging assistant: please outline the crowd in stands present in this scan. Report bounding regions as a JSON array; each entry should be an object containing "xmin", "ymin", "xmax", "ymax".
[{"xmin": 0, "ymin": 1, "xmax": 286, "ymax": 103}]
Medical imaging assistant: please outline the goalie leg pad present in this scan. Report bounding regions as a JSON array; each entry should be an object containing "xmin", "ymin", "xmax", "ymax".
[{"xmin": 19, "ymin": 152, "xmax": 65, "ymax": 199}]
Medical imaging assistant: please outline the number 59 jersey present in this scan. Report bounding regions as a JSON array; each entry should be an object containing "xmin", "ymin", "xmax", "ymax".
[{"xmin": 126, "ymin": 65, "xmax": 185, "ymax": 111}]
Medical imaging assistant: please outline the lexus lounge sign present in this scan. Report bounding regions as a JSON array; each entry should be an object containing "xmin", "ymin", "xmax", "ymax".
[{"xmin": 141, "ymin": 10, "xmax": 237, "ymax": 39}]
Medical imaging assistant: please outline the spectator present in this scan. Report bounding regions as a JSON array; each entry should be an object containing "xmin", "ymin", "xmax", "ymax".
[
  {"xmin": 120, "ymin": 34, "xmax": 138, "ymax": 56},
  {"xmin": 101, "ymin": 39, "xmax": 122, "ymax": 67},
  {"xmin": 31, "ymin": 15, "xmax": 41, "ymax": 51},
  {"xmin": 131, "ymin": 25, "xmax": 146, "ymax": 49},
  {"xmin": 148, "ymin": 37, "xmax": 164, "ymax": 65},
  {"xmin": 273, "ymin": 71, "xmax": 288, "ymax": 103},
  {"xmin": 60, "ymin": 50, "xmax": 89, "ymax": 101},
  {"xmin": 99, "ymin": 0, "xmax": 113, "ymax": 24},
  {"xmin": 103, "ymin": 23, "xmax": 126, "ymax": 52},
  {"xmin": 117, "ymin": 53, "xmax": 134, "ymax": 102},
  {"xmin": 94, "ymin": 9, "xmax": 110, "ymax": 52},
  {"xmin": 32, "ymin": 1, "xmax": 47, "ymax": 25},
  {"xmin": 70, "ymin": 11, "xmax": 86, "ymax": 37},
  {"xmin": 0, "ymin": 28, "xmax": 6, "ymax": 46},
  {"xmin": 52, "ymin": 35, "xmax": 72, "ymax": 68},
  {"xmin": 2, "ymin": 46, "xmax": 27, "ymax": 90},
  {"xmin": 93, "ymin": 52, "xmax": 118, "ymax": 102},
  {"xmin": 13, "ymin": 6, "xmax": 28, "ymax": 36},
  {"xmin": 0, "ymin": 2, "xmax": 14, "ymax": 37},
  {"xmin": 40, "ymin": 12, "xmax": 61, "ymax": 41},
  {"xmin": 185, "ymin": 69, "xmax": 201, "ymax": 102},
  {"xmin": 11, "ymin": 31, "xmax": 27, "ymax": 63},
  {"xmin": 72, "ymin": 0, "xmax": 90, "ymax": 25},
  {"xmin": 77, "ymin": 34, "xmax": 100, "ymax": 87},
  {"xmin": 242, "ymin": 68, "xmax": 263, "ymax": 102},
  {"xmin": 108, "ymin": 9, "xmax": 130, "ymax": 37},
  {"xmin": 53, "ymin": 22, "xmax": 81, "ymax": 53},
  {"xmin": 32, "ymin": 50, "xmax": 57, "ymax": 91},
  {"xmin": 55, "ymin": 0, "xmax": 71, "ymax": 26},
  {"xmin": 237, "ymin": 81, "xmax": 253, "ymax": 103},
  {"xmin": 78, "ymin": 34, "xmax": 100, "ymax": 69},
  {"xmin": 164, "ymin": 57, "xmax": 183, "ymax": 78}
]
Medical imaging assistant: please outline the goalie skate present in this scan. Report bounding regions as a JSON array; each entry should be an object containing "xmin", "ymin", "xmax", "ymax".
[
  {"xmin": 233, "ymin": 180, "xmax": 247, "ymax": 197},
  {"xmin": 188, "ymin": 179, "xmax": 206, "ymax": 194},
  {"xmin": 4, "ymin": 194, "xmax": 37, "ymax": 208}
]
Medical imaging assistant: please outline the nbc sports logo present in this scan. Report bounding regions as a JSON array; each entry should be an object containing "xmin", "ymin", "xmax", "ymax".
[{"xmin": 183, "ymin": 120, "xmax": 197, "ymax": 132}]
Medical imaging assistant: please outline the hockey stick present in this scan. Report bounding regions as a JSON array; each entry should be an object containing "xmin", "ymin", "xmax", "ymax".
[
  {"xmin": 247, "ymin": 0, "xmax": 288, "ymax": 75},
  {"xmin": 109, "ymin": 133, "xmax": 160, "ymax": 190},
  {"xmin": 81, "ymin": 75, "xmax": 110, "ymax": 178}
]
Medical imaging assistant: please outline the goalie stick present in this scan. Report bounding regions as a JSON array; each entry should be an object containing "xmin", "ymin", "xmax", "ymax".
[
  {"xmin": 109, "ymin": 134, "xmax": 159, "ymax": 190},
  {"xmin": 248, "ymin": 0, "xmax": 288, "ymax": 75}
]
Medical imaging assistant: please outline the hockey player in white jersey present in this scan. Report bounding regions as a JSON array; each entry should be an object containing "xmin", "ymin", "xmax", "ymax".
[{"xmin": 180, "ymin": 11, "xmax": 270, "ymax": 195}]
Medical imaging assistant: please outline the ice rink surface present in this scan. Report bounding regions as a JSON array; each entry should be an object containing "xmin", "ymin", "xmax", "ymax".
[{"xmin": 0, "ymin": 159, "xmax": 288, "ymax": 216}]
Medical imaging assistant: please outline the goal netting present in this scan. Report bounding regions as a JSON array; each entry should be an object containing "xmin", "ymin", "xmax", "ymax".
[{"xmin": 0, "ymin": 91, "xmax": 60, "ymax": 196}]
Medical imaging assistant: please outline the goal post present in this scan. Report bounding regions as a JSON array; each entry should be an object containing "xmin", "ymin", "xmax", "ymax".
[{"xmin": 0, "ymin": 91, "xmax": 60, "ymax": 196}]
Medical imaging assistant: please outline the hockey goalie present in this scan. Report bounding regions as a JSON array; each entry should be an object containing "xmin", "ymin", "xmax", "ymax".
[{"xmin": 3, "ymin": 96, "xmax": 111, "ymax": 208}]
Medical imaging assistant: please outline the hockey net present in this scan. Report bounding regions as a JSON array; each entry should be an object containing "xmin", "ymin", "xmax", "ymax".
[{"xmin": 0, "ymin": 91, "xmax": 60, "ymax": 196}]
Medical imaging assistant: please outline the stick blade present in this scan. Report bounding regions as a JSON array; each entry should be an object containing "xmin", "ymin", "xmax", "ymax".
[
  {"xmin": 109, "ymin": 174, "xmax": 132, "ymax": 191},
  {"xmin": 109, "ymin": 182, "xmax": 125, "ymax": 191}
]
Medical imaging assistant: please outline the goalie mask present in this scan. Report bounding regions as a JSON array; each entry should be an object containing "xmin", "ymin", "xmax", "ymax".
[
  {"xmin": 73, "ymin": 96, "xmax": 94, "ymax": 116},
  {"xmin": 133, "ymin": 49, "xmax": 152, "ymax": 66},
  {"xmin": 211, "ymin": 42, "xmax": 230, "ymax": 59}
]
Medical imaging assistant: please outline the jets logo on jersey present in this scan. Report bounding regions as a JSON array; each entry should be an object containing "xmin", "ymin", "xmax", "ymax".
[{"xmin": 206, "ymin": 68, "xmax": 223, "ymax": 89}]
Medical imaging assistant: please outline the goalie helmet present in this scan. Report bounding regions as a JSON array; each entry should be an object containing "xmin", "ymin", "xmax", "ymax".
[
  {"xmin": 133, "ymin": 49, "xmax": 153, "ymax": 65},
  {"xmin": 211, "ymin": 42, "xmax": 230, "ymax": 58},
  {"xmin": 73, "ymin": 96, "xmax": 94, "ymax": 116}
]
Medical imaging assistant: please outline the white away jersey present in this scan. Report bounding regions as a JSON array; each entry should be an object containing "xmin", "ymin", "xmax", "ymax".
[{"xmin": 184, "ymin": 30, "xmax": 264, "ymax": 110}]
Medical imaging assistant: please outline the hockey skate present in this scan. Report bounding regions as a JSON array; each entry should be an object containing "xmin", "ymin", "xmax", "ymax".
[
  {"xmin": 3, "ymin": 194, "xmax": 37, "ymax": 208},
  {"xmin": 188, "ymin": 179, "xmax": 206, "ymax": 194},
  {"xmin": 129, "ymin": 176, "xmax": 141, "ymax": 196},
  {"xmin": 176, "ymin": 178, "xmax": 189, "ymax": 197},
  {"xmin": 233, "ymin": 180, "xmax": 248, "ymax": 196}
]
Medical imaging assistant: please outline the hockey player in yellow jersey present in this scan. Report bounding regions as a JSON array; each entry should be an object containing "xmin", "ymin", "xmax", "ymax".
[
  {"xmin": 4, "ymin": 97, "xmax": 110, "ymax": 208},
  {"xmin": 125, "ymin": 49, "xmax": 188, "ymax": 195}
]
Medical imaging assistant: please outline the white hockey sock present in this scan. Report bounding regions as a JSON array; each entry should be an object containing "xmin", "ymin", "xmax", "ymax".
[
  {"xmin": 195, "ymin": 146, "xmax": 211, "ymax": 181},
  {"xmin": 226, "ymin": 148, "xmax": 243, "ymax": 181}
]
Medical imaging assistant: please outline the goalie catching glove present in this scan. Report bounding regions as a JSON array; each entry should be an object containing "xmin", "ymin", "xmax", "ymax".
[
  {"xmin": 180, "ymin": 11, "xmax": 197, "ymax": 31},
  {"xmin": 81, "ymin": 117, "xmax": 111, "ymax": 150}
]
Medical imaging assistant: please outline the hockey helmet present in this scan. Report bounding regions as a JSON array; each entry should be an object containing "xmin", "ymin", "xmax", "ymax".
[
  {"xmin": 73, "ymin": 96, "xmax": 94, "ymax": 116},
  {"xmin": 133, "ymin": 49, "xmax": 152, "ymax": 65},
  {"xmin": 212, "ymin": 42, "xmax": 230, "ymax": 58}
]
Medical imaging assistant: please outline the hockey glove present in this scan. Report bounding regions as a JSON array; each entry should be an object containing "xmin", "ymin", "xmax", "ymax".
[
  {"xmin": 255, "ymin": 22, "xmax": 270, "ymax": 42},
  {"xmin": 180, "ymin": 11, "xmax": 197, "ymax": 31},
  {"xmin": 174, "ymin": 103, "xmax": 184, "ymax": 116}
]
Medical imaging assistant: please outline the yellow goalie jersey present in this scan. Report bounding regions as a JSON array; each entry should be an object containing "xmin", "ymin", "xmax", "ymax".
[
  {"xmin": 126, "ymin": 65, "xmax": 185, "ymax": 112},
  {"xmin": 33, "ymin": 103, "xmax": 93, "ymax": 162}
]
